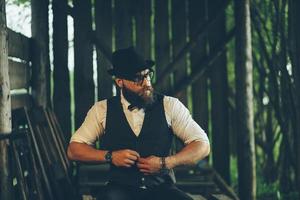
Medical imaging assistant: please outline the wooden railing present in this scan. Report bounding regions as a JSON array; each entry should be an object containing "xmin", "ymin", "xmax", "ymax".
[{"xmin": 7, "ymin": 28, "xmax": 33, "ymax": 110}]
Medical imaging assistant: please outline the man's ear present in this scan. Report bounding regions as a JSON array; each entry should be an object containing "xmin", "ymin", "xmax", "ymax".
[{"xmin": 115, "ymin": 78, "xmax": 123, "ymax": 88}]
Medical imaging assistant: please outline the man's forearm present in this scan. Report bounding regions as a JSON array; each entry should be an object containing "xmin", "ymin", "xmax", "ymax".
[
  {"xmin": 166, "ymin": 140, "xmax": 210, "ymax": 169},
  {"xmin": 67, "ymin": 142, "xmax": 107, "ymax": 162}
]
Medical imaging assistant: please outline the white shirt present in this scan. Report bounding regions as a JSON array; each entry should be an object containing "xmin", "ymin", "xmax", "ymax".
[{"xmin": 70, "ymin": 94, "xmax": 209, "ymax": 146}]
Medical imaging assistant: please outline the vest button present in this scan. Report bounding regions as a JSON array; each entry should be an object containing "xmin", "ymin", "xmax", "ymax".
[{"xmin": 141, "ymin": 177, "xmax": 145, "ymax": 182}]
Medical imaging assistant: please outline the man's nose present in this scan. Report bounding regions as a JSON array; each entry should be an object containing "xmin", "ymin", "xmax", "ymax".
[{"xmin": 142, "ymin": 77, "xmax": 151, "ymax": 87}]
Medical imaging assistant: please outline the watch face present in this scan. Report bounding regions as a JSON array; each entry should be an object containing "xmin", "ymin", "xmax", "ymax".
[{"xmin": 105, "ymin": 151, "xmax": 112, "ymax": 162}]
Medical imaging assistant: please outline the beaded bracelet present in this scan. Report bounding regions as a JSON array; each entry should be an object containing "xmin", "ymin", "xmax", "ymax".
[{"xmin": 160, "ymin": 157, "xmax": 166, "ymax": 170}]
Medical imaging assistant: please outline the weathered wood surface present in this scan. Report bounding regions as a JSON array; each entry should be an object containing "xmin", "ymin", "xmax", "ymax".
[
  {"xmin": 154, "ymin": 0, "xmax": 171, "ymax": 92},
  {"xmin": 208, "ymin": 0, "xmax": 230, "ymax": 184},
  {"xmin": 52, "ymin": 0, "xmax": 71, "ymax": 141},
  {"xmin": 7, "ymin": 28, "xmax": 31, "ymax": 61},
  {"xmin": 95, "ymin": 0, "xmax": 113, "ymax": 100},
  {"xmin": 73, "ymin": 0, "xmax": 94, "ymax": 128},
  {"xmin": 11, "ymin": 93, "xmax": 32, "ymax": 110},
  {"xmin": 155, "ymin": 0, "xmax": 230, "ymax": 89},
  {"xmin": 8, "ymin": 60, "xmax": 31, "ymax": 90},
  {"xmin": 134, "ymin": 0, "xmax": 151, "ymax": 59},
  {"xmin": 0, "ymin": 1, "xmax": 12, "ymax": 199},
  {"xmin": 114, "ymin": 0, "xmax": 133, "ymax": 49},
  {"xmin": 189, "ymin": 0, "xmax": 209, "ymax": 139},
  {"xmin": 172, "ymin": 0, "xmax": 188, "ymax": 106},
  {"xmin": 31, "ymin": 0, "xmax": 51, "ymax": 107}
]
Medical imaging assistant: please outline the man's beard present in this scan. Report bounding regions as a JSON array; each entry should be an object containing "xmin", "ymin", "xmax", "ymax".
[{"xmin": 122, "ymin": 85, "xmax": 155, "ymax": 108}]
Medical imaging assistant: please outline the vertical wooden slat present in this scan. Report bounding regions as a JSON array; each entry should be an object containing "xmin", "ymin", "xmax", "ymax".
[
  {"xmin": 134, "ymin": 0, "xmax": 151, "ymax": 59},
  {"xmin": 95, "ymin": 0, "xmax": 113, "ymax": 100},
  {"xmin": 189, "ymin": 0, "xmax": 209, "ymax": 143},
  {"xmin": 154, "ymin": 0, "xmax": 171, "ymax": 92},
  {"xmin": 0, "ymin": 0, "xmax": 12, "ymax": 199},
  {"xmin": 73, "ymin": 0, "xmax": 94, "ymax": 129},
  {"xmin": 53, "ymin": 0, "xmax": 71, "ymax": 140},
  {"xmin": 208, "ymin": 0, "xmax": 230, "ymax": 184},
  {"xmin": 171, "ymin": 0, "xmax": 188, "ymax": 106},
  {"xmin": 114, "ymin": 0, "xmax": 133, "ymax": 49},
  {"xmin": 31, "ymin": 0, "xmax": 51, "ymax": 108}
]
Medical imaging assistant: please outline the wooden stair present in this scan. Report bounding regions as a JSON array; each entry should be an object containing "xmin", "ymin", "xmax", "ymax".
[{"xmin": 76, "ymin": 163, "xmax": 239, "ymax": 200}]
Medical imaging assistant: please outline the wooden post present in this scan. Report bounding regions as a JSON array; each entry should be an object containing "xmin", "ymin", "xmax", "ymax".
[
  {"xmin": 208, "ymin": 0, "xmax": 230, "ymax": 184},
  {"xmin": 73, "ymin": 0, "xmax": 94, "ymax": 129},
  {"xmin": 31, "ymin": 0, "xmax": 51, "ymax": 108},
  {"xmin": 0, "ymin": 0, "xmax": 12, "ymax": 199},
  {"xmin": 235, "ymin": 0, "xmax": 256, "ymax": 199},
  {"xmin": 134, "ymin": 0, "xmax": 151, "ymax": 59},
  {"xmin": 154, "ymin": 0, "xmax": 171, "ymax": 92},
  {"xmin": 171, "ymin": 0, "xmax": 188, "ymax": 106},
  {"xmin": 114, "ymin": 0, "xmax": 133, "ymax": 49},
  {"xmin": 189, "ymin": 0, "xmax": 209, "ymax": 154},
  {"xmin": 95, "ymin": 0, "xmax": 113, "ymax": 100},
  {"xmin": 52, "ymin": 0, "xmax": 71, "ymax": 141}
]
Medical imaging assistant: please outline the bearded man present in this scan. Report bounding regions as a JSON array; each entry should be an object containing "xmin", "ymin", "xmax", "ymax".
[{"xmin": 67, "ymin": 47, "xmax": 210, "ymax": 200}]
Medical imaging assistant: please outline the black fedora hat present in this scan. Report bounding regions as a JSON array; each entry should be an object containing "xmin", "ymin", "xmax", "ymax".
[{"xmin": 108, "ymin": 46, "xmax": 155, "ymax": 79}]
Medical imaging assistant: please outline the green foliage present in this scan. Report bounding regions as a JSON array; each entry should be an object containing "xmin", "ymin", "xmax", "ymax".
[{"xmin": 11, "ymin": 0, "xmax": 29, "ymax": 5}]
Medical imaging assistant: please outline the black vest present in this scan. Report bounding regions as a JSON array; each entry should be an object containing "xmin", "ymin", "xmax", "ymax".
[{"xmin": 100, "ymin": 94, "xmax": 175, "ymax": 188}]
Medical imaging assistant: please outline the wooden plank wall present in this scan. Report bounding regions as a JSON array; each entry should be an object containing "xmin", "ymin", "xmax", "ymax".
[
  {"xmin": 73, "ymin": 0, "xmax": 94, "ymax": 129},
  {"xmin": 95, "ymin": 0, "xmax": 113, "ymax": 100},
  {"xmin": 154, "ymin": 0, "xmax": 172, "ymax": 92},
  {"xmin": 7, "ymin": 29, "xmax": 32, "ymax": 110},
  {"xmin": 171, "ymin": 0, "xmax": 188, "ymax": 106},
  {"xmin": 89, "ymin": 0, "xmax": 232, "ymax": 134}
]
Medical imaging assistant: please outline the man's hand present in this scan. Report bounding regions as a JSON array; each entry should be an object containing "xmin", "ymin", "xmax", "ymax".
[
  {"xmin": 112, "ymin": 149, "xmax": 140, "ymax": 167},
  {"xmin": 137, "ymin": 156, "xmax": 161, "ymax": 174}
]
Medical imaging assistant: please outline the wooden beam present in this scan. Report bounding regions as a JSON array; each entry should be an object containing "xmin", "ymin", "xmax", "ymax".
[
  {"xmin": 73, "ymin": 0, "xmax": 94, "ymax": 128},
  {"xmin": 155, "ymin": 0, "xmax": 229, "ymax": 89},
  {"xmin": 31, "ymin": 0, "xmax": 51, "ymax": 107},
  {"xmin": 7, "ymin": 28, "xmax": 31, "ymax": 61},
  {"xmin": 172, "ymin": 0, "xmax": 188, "ymax": 106},
  {"xmin": 114, "ymin": 0, "xmax": 133, "ymax": 49},
  {"xmin": 8, "ymin": 60, "xmax": 31, "ymax": 90},
  {"xmin": 189, "ymin": 0, "xmax": 209, "ymax": 135},
  {"xmin": 94, "ymin": 0, "xmax": 113, "ymax": 100},
  {"xmin": 212, "ymin": 169, "xmax": 240, "ymax": 200},
  {"xmin": 92, "ymin": 31, "xmax": 112, "ymax": 64},
  {"xmin": 208, "ymin": 0, "xmax": 230, "ymax": 184},
  {"xmin": 134, "ymin": 0, "xmax": 151, "ymax": 58},
  {"xmin": 170, "ymin": 28, "xmax": 235, "ymax": 96},
  {"xmin": 154, "ymin": 0, "xmax": 171, "ymax": 91},
  {"xmin": 0, "ymin": 0, "xmax": 12, "ymax": 199},
  {"xmin": 11, "ymin": 93, "xmax": 33, "ymax": 110},
  {"xmin": 53, "ymin": 0, "xmax": 71, "ymax": 140}
]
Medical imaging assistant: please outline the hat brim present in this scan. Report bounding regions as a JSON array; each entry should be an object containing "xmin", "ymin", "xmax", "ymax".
[{"xmin": 107, "ymin": 60, "xmax": 155, "ymax": 77}]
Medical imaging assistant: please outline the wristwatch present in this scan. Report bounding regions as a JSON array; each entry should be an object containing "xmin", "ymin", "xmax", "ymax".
[{"xmin": 105, "ymin": 151, "xmax": 112, "ymax": 163}]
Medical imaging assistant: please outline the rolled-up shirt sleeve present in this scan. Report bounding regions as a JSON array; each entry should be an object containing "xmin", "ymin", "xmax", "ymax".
[
  {"xmin": 70, "ymin": 100, "xmax": 106, "ymax": 145},
  {"xmin": 164, "ymin": 96, "xmax": 209, "ymax": 145}
]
